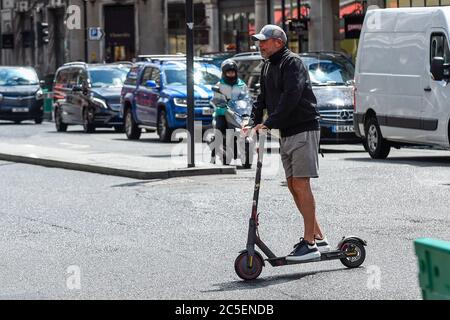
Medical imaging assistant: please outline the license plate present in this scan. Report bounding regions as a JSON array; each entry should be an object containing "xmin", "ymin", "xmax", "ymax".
[
  {"xmin": 202, "ymin": 107, "xmax": 213, "ymax": 115},
  {"xmin": 332, "ymin": 125, "xmax": 354, "ymax": 133},
  {"xmin": 12, "ymin": 108, "xmax": 29, "ymax": 113}
]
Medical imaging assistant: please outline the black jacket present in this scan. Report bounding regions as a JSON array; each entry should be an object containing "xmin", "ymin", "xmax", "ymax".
[{"xmin": 251, "ymin": 47, "xmax": 320, "ymax": 137}]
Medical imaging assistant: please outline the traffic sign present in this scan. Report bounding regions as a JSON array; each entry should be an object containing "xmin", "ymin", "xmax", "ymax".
[{"xmin": 88, "ymin": 27, "xmax": 104, "ymax": 41}]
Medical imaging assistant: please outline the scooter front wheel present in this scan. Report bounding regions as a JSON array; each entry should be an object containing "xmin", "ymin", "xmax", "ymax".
[
  {"xmin": 339, "ymin": 240, "xmax": 366, "ymax": 268},
  {"xmin": 234, "ymin": 251, "xmax": 263, "ymax": 280}
]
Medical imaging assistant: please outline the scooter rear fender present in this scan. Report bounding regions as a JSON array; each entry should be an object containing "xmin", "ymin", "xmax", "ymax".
[{"xmin": 337, "ymin": 236, "xmax": 367, "ymax": 249}]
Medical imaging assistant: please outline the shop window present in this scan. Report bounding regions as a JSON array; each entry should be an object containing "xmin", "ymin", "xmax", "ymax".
[
  {"xmin": 426, "ymin": 0, "xmax": 440, "ymax": 6},
  {"xmin": 398, "ymin": 0, "xmax": 411, "ymax": 6},
  {"xmin": 441, "ymin": 0, "xmax": 450, "ymax": 5},
  {"xmin": 387, "ymin": 0, "xmax": 398, "ymax": 7},
  {"xmin": 411, "ymin": 0, "xmax": 424, "ymax": 6},
  {"xmin": 248, "ymin": 12, "xmax": 255, "ymax": 35}
]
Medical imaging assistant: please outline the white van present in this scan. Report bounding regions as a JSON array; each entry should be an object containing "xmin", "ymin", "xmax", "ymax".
[{"xmin": 354, "ymin": 7, "xmax": 450, "ymax": 159}]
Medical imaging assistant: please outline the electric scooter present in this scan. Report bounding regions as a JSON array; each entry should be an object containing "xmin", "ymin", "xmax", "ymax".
[{"xmin": 234, "ymin": 132, "xmax": 367, "ymax": 280}]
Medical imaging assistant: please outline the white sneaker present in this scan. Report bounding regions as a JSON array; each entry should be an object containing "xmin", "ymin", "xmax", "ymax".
[
  {"xmin": 286, "ymin": 238, "xmax": 321, "ymax": 262},
  {"xmin": 315, "ymin": 237, "xmax": 331, "ymax": 253}
]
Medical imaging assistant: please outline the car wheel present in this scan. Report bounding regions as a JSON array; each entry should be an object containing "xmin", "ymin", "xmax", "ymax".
[
  {"xmin": 55, "ymin": 107, "xmax": 67, "ymax": 132},
  {"xmin": 83, "ymin": 108, "xmax": 95, "ymax": 133},
  {"xmin": 157, "ymin": 109, "xmax": 173, "ymax": 142},
  {"xmin": 14, "ymin": 120, "xmax": 21, "ymax": 124},
  {"xmin": 362, "ymin": 139, "xmax": 369, "ymax": 152},
  {"xmin": 124, "ymin": 109, "xmax": 141, "ymax": 140},
  {"xmin": 365, "ymin": 116, "xmax": 390, "ymax": 159},
  {"xmin": 34, "ymin": 117, "xmax": 43, "ymax": 124}
]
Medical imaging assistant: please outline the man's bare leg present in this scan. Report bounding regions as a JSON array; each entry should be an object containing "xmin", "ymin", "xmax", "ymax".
[{"xmin": 286, "ymin": 177, "xmax": 322, "ymax": 243}]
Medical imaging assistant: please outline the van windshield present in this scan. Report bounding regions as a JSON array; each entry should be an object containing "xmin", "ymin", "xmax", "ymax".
[
  {"xmin": 0, "ymin": 67, "xmax": 39, "ymax": 86},
  {"xmin": 301, "ymin": 56, "xmax": 355, "ymax": 86}
]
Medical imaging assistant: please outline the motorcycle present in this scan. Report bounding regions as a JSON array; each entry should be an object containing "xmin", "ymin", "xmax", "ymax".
[{"xmin": 209, "ymin": 86, "xmax": 255, "ymax": 169}]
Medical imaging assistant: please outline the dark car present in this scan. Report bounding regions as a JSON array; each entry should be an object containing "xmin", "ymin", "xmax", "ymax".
[
  {"xmin": 52, "ymin": 62, "xmax": 130, "ymax": 133},
  {"xmin": 300, "ymin": 52, "xmax": 358, "ymax": 143},
  {"xmin": 0, "ymin": 66, "xmax": 44, "ymax": 124},
  {"xmin": 235, "ymin": 51, "xmax": 359, "ymax": 143},
  {"xmin": 232, "ymin": 52, "xmax": 265, "ymax": 100},
  {"xmin": 120, "ymin": 58, "xmax": 219, "ymax": 141},
  {"xmin": 200, "ymin": 51, "xmax": 236, "ymax": 68}
]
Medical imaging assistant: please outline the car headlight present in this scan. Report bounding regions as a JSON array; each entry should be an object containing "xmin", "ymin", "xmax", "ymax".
[
  {"xmin": 35, "ymin": 89, "xmax": 44, "ymax": 100},
  {"xmin": 174, "ymin": 98, "xmax": 187, "ymax": 107},
  {"xmin": 92, "ymin": 97, "xmax": 108, "ymax": 109}
]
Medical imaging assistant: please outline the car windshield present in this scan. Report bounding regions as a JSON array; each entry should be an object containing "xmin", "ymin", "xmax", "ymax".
[
  {"xmin": 0, "ymin": 68, "xmax": 39, "ymax": 86},
  {"xmin": 301, "ymin": 56, "xmax": 355, "ymax": 86},
  {"xmin": 164, "ymin": 64, "xmax": 221, "ymax": 86},
  {"xmin": 89, "ymin": 68, "xmax": 129, "ymax": 87}
]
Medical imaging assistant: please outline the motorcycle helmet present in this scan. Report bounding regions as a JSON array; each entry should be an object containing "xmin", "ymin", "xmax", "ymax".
[{"xmin": 221, "ymin": 59, "xmax": 238, "ymax": 85}]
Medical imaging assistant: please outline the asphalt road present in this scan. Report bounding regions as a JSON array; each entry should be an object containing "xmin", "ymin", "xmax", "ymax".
[{"xmin": 0, "ymin": 120, "xmax": 449, "ymax": 299}]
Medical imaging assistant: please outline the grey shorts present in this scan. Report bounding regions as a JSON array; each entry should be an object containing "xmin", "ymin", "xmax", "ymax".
[{"xmin": 280, "ymin": 130, "xmax": 320, "ymax": 179}]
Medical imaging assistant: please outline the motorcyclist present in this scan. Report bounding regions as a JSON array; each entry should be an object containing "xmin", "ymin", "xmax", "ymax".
[
  {"xmin": 212, "ymin": 59, "xmax": 249, "ymax": 136},
  {"xmin": 210, "ymin": 59, "xmax": 250, "ymax": 165}
]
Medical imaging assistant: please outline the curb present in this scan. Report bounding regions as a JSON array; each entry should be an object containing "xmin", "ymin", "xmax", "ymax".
[{"xmin": 0, "ymin": 153, "xmax": 237, "ymax": 180}]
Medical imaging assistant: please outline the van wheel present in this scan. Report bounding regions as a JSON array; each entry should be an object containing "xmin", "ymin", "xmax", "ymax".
[
  {"xmin": 157, "ymin": 109, "xmax": 173, "ymax": 142},
  {"xmin": 55, "ymin": 107, "xmax": 67, "ymax": 132},
  {"xmin": 365, "ymin": 116, "xmax": 390, "ymax": 159},
  {"xmin": 124, "ymin": 109, "xmax": 141, "ymax": 140},
  {"xmin": 83, "ymin": 108, "xmax": 96, "ymax": 133}
]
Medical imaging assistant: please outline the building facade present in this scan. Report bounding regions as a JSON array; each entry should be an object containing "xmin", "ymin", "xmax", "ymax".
[
  {"xmin": 0, "ymin": 0, "xmax": 168, "ymax": 78},
  {"xmin": 2, "ymin": 0, "xmax": 450, "ymax": 79}
]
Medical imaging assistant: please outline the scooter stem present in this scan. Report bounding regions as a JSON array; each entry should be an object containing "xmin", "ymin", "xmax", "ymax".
[{"xmin": 251, "ymin": 132, "xmax": 266, "ymax": 220}]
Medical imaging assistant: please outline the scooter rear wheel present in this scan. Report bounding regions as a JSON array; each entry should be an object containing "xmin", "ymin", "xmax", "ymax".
[
  {"xmin": 339, "ymin": 240, "xmax": 366, "ymax": 268},
  {"xmin": 234, "ymin": 251, "xmax": 263, "ymax": 280}
]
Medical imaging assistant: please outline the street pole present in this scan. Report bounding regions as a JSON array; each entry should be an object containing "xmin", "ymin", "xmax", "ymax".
[
  {"xmin": 84, "ymin": 0, "xmax": 88, "ymax": 62},
  {"xmin": 281, "ymin": 0, "xmax": 286, "ymax": 33},
  {"xmin": 297, "ymin": 0, "xmax": 302, "ymax": 52},
  {"xmin": 267, "ymin": 0, "xmax": 272, "ymax": 24},
  {"xmin": 186, "ymin": 0, "xmax": 195, "ymax": 168}
]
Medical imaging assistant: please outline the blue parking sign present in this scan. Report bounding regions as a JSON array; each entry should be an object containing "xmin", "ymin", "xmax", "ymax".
[{"xmin": 88, "ymin": 27, "xmax": 103, "ymax": 41}]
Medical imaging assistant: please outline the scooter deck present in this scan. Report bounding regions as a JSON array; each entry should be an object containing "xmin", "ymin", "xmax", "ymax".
[{"xmin": 265, "ymin": 249, "xmax": 345, "ymax": 267}]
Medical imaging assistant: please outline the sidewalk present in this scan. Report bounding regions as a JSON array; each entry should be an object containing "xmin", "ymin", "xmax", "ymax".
[{"xmin": 0, "ymin": 142, "xmax": 236, "ymax": 180}]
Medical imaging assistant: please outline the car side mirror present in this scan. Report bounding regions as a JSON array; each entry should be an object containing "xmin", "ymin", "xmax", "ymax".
[
  {"xmin": 146, "ymin": 80, "xmax": 158, "ymax": 88},
  {"xmin": 431, "ymin": 57, "xmax": 445, "ymax": 81},
  {"xmin": 254, "ymin": 83, "xmax": 261, "ymax": 90}
]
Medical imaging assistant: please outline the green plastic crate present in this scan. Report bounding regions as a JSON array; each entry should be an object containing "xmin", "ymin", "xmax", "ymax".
[
  {"xmin": 43, "ymin": 89, "xmax": 53, "ymax": 113},
  {"xmin": 414, "ymin": 238, "xmax": 450, "ymax": 300}
]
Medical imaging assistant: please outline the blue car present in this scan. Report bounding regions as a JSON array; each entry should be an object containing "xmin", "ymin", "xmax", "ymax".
[{"xmin": 120, "ymin": 59, "xmax": 220, "ymax": 141}]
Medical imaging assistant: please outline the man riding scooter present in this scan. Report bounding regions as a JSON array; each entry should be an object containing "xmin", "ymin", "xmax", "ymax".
[{"xmin": 210, "ymin": 59, "xmax": 254, "ymax": 168}]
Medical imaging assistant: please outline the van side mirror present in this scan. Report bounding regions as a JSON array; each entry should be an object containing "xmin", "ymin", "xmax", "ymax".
[
  {"xmin": 146, "ymin": 80, "xmax": 158, "ymax": 88},
  {"xmin": 431, "ymin": 57, "xmax": 445, "ymax": 81},
  {"xmin": 254, "ymin": 83, "xmax": 261, "ymax": 90}
]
